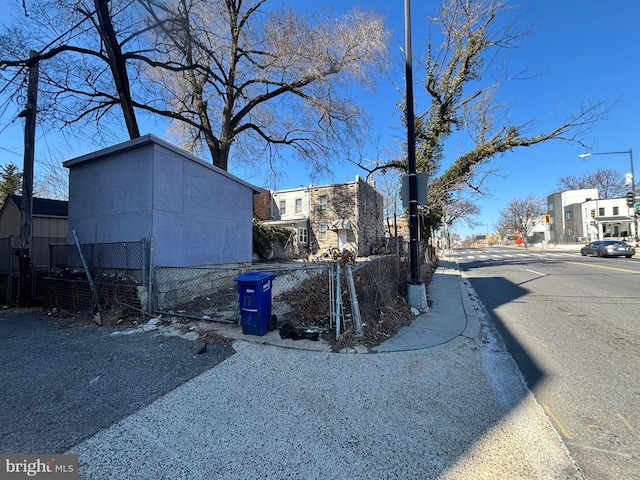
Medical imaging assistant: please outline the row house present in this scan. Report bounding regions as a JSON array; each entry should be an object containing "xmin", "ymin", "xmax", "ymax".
[{"xmin": 255, "ymin": 176, "xmax": 385, "ymax": 256}]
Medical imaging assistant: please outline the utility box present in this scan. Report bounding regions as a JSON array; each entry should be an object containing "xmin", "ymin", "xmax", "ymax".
[{"xmin": 234, "ymin": 272, "xmax": 276, "ymax": 336}]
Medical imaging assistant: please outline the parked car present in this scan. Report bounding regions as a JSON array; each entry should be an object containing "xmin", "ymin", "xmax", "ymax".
[{"xmin": 580, "ymin": 240, "xmax": 636, "ymax": 258}]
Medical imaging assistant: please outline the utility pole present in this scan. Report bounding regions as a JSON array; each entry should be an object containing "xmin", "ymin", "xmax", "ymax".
[
  {"xmin": 18, "ymin": 51, "xmax": 38, "ymax": 307},
  {"xmin": 404, "ymin": 0, "xmax": 427, "ymax": 311}
]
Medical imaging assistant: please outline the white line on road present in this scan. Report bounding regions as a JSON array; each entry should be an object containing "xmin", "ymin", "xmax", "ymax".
[{"xmin": 525, "ymin": 269, "xmax": 546, "ymax": 276}]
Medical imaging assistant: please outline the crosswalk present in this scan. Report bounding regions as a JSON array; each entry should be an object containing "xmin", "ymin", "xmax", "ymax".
[{"xmin": 448, "ymin": 249, "xmax": 581, "ymax": 261}]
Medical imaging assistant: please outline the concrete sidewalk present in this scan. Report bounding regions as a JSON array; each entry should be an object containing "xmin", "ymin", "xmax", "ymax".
[{"xmin": 67, "ymin": 260, "xmax": 583, "ymax": 479}]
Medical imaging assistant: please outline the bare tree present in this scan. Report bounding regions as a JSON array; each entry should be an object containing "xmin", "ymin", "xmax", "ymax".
[
  {"xmin": 1, "ymin": 0, "xmax": 390, "ymax": 172},
  {"xmin": 138, "ymin": 0, "xmax": 390, "ymax": 170},
  {"xmin": 498, "ymin": 194, "xmax": 544, "ymax": 242},
  {"xmin": 372, "ymin": 168, "xmax": 403, "ymax": 237},
  {"xmin": 556, "ymin": 169, "xmax": 626, "ymax": 199},
  {"xmin": 0, "ymin": 0, "xmax": 151, "ymax": 142},
  {"xmin": 444, "ymin": 197, "xmax": 481, "ymax": 229},
  {"xmin": 34, "ymin": 150, "xmax": 70, "ymax": 200}
]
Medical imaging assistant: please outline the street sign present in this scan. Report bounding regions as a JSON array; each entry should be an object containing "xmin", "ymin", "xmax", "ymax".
[{"xmin": 400, "ymin": 172, "xmax": 428, "ymax": 208}]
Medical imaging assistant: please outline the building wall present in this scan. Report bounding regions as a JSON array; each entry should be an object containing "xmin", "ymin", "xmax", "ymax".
[
  {"xmin": 257, "ymin": 176, "xmax": 385, "ymax": 256},
  {"xmin": 0, "ymin": 200, "xmax": 20, "ymax": 237},
  {"xmin": 308, "ymin": 176, "xmax": 384, "ymax": 256},
  {"xmin": 151, "ymin": 142, "xmax": 255, "ymax": 266},
  {"xmin": 64, "ymin": 135, "xmax": 257, "ymax": 267},
  {"xmin": 252, "ymin": 189, "xmax": 271, "ymax": 221},
  {"xmin": 66, "ymin": 144, "xmax": 154, "ymax": 243},
  {"xmin": 582, "ymin": 198, "xmax": 635, "ymax": 241},
  {"xmin": 308, "ymin": 182, "xmax": 357, "ymax": 253},
  {"xmin": 271, "ymin": 188, "xmax": 310, "ymax": 223},
  {"xmin": 0, "ymin": 199, "xmax": 67, "ymax": 238},
  {"xmin": 355, "ymin": 178, "xmax": 385, "ymax": 255},
  {"xmin": 547, "ymin": 189, "xmax": 599, "ymax": 242}
]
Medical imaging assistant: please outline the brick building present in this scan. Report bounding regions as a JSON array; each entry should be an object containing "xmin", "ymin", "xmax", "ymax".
[{"xmin": 255, "ymin": 176, "xmax": 385, "ymax": 256}]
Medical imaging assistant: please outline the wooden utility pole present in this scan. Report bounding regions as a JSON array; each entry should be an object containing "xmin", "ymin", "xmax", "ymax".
[{"xmin": 18, "ymin": 51, "xmax": 38, "ymax": 307}]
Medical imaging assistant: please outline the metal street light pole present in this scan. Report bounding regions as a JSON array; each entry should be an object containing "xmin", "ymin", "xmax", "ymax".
[
  {"xmin": 403, "ymin": 0, "xmax": 427, "ymax": 311},
  {"xmin": 578, "ymin": 149, "xmax": 637, "ymax": 243}
]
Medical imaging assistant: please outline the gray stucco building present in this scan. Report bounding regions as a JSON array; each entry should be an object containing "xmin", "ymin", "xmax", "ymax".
[{"xmin": 63, "ymin": 134, "xmax": 259, "ymax": 267}]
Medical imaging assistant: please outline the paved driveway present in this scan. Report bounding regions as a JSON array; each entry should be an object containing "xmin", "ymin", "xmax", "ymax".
[{"xmin": 0, "ymin": 310, "xmax": 234, "ymax": 454}]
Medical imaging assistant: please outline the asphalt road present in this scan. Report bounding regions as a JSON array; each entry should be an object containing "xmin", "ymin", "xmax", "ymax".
[
  {"xmin": 0, "ymin": 311, "xmax": 235, "ymax": 454},
  {"xmin": 451, "ymin": 246, "xmax": 640, "ymax": 480}
]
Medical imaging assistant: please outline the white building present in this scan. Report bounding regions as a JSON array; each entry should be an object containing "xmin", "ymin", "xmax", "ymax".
[
  {"xmin": 547, "ymin": 189, "xmax": 636, "ymax": 243},
  {"xmin": 580, "ymin": 198, "xmax": 636, "ymax": 241}
]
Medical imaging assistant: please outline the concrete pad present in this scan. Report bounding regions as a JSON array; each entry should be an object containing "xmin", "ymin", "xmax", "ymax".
[{"xmin": 68, "ymin": 342, "xmax": 582, "ymax": 479}]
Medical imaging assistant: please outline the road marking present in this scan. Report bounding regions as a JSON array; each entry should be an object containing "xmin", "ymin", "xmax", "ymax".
[
  {"xmin": 616, "ymin": 412, "xmax": 640, "ymax": 441},
  {"xmin": 532, "ymin": 336, "xmax": 548, "ymax": 347},
  {"xmin": 567, "ymin": 442, "xmax": 635, "ymax": 458},
  {"xmin": 544, "ymin": 405, "xmax": 572, "ymax": 439},
  {"xmin": 568, "ymin": 261, "xmax": 640, "ymax": 274},
  {"xmin": 525, "ymin": 269, "xmax": 546, "ymax": 276}
]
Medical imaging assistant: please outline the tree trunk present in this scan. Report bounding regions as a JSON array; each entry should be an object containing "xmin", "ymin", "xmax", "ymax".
[{"xmin": 94, "ymin": 0, "xmax": 140, "ymax": 139}]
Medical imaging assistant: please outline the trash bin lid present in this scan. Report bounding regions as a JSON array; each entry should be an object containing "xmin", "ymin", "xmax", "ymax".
[{"xmin": 233, "ymin": 271, "xmax": 276, "ymax": 283}]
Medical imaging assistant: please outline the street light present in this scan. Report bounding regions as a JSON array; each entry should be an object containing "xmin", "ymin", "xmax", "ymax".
[{"xmin": 578, "ymin": 149, "xmax": 637, "ymax": 243}]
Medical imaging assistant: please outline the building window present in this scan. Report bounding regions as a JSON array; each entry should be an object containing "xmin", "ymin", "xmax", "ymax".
[
  {"xmin": 295, "ymin": 198, "xmax": 302, "ymax": 214},
  {"xmin": 279, "ymin": 200, "xmax": 286, "ymax": 215},
  {"xmin": 598, "ymin": 207, "xmax": 605, "ymax": 216},
  {"xmin": 565, "ymin": 211, "xmax": 573, "ymax": 220},
  {"xmin": 548, "ymin": 202, "xmax": 554, "ymax": 211},
  {"xmin": 318, "ymin": 195, "xmax": 327, "ymax": 211},
  {"xmin": 298, "ymin": 227, "xmax": 308, "ymax": 244},
  {"xmin": 319, "ymin": 223, "xmax": 327, "ymax": 240},
  {"xmin": 613, "ymin": 206, "xmax": 619, "ymax": 215}
]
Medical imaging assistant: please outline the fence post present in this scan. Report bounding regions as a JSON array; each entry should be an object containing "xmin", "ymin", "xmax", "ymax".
[
  {"xmin": 72, "ymin": 229, "xmax": 101, "ymax": 311},
  {"xmin": 335, "ymin": 263, "xmax": 342, "ymax": 340},
  {"xmin": 328, "ymin": 265, "xmax": 335, "ymax": 330},
  {"xmin": 147, "ymin": 236, "xmax": 154, "ymax": 314},
  {"xmin": 141, "ymin": 238, "xmax": 148, "ymax": 287},
  {"xmin": 7, "ymin": 235, "xmax": 14, "ymax": 305},
  {"xmin": 345, "ymin": 264, "xmax": 363, "ymax": 337}
]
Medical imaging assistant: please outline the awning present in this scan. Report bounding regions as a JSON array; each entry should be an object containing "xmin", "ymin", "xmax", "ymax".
[
  {"xmin": 329, "ymin": 219, "xmax": 352, "ymax": 231},
  {"xmin": 594, "ymin": 216, "xmax": 633, "ymax": 222}
]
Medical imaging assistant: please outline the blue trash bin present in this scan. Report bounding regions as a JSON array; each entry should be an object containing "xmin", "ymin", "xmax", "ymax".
[{"xmin": 233, "ymin": 272, "xmax": 276, "ymax": 336}]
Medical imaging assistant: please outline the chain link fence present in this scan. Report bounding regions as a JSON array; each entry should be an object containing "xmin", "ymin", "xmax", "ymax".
[
  {"xmin": 47, "ymin": 239, "xmax": 150, "ymax": 312},
  {"xmin": 0, "ymin": 236, "xmax": 16, "ymax": 304},
  {"xmin": 0, "ymin": 236, "xmax": 64, "ymax": 305},
  {"xmin": 42, "ymin": 235, "xmax": 435, "ymax": 345},
  {"xmin": 158, "ymin": 257, "xmax": 410, "ymax": 346}
]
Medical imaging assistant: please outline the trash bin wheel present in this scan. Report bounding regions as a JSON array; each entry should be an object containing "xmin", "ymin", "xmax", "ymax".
[{"xmin": 268, "ymin": 314, "xmax": 278, "ymax": 331}]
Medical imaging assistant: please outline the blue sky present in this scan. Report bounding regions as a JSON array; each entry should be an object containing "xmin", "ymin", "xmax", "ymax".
[{"xmin": 1, "ymin": 0, "xmax": 639, "ymax": 239}]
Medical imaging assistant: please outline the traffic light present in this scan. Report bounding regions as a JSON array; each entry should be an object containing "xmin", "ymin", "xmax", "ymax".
[
  {"xmin": 544, "ymin": 214, "xmax": 550, "ymax": 223},
  {"xmin": 590, "ymin": 209, "xmax": 596, "ymax": 218},
  {"xmin": 626, "ymin": 191, "xmax": 635, "ymax": 207}
]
